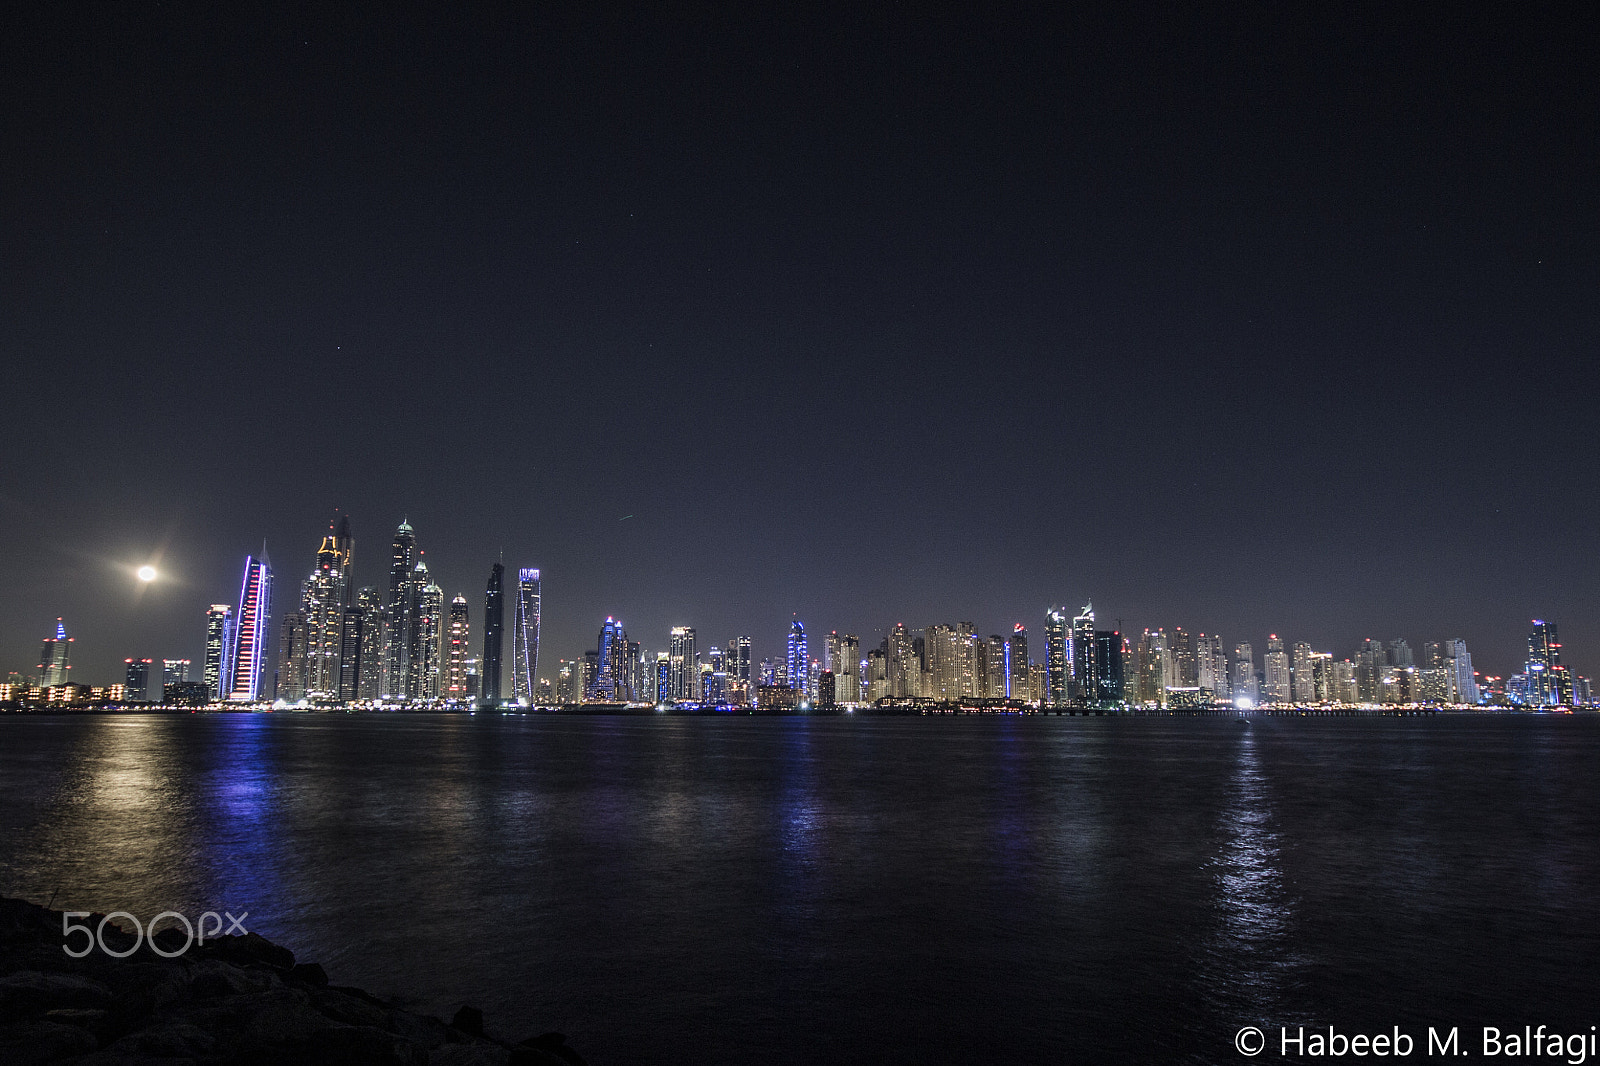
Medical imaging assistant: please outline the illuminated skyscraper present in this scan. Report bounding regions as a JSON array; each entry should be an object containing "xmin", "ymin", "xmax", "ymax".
[
  {"xmin": 1009, "ymin": 624, "xmax": 1028, "ymax": 701},
  {"xmin": 1292, "ymin": 642, "xmax": 1316, "ymax": 703},
  {"xmin": 887, "ymin": 623, "xmax": 919, "ymax": 698},
  {"xmin": 595, "ymin": 617, "xmax": 626, "ymax": 700},
  {"xmin": 354, "ymin": 587, "xmax": 383, "ymax": 699},
  {"xmin": 1527, "ymin": 620, "xmax": 1571, "ymax": 706},
  {"xmin": 1196, "ymin": 635, "xmax": 1230, "ymax": 700},
  {"xmin": 482, "ymin": 563, "xmax": 505, "ymax": 703},
  {"xmin": 37, "ymin": 619, "xmax": 72, "ymax": 687},
  {"xmin": 669, "ymin": 626, "xmax": 696, "ymax": 700},
  {"xmin": 727, "ymin": 636, "xmax": 752, "ymax": 687},
  {"xmin": 123, "ymin": 658, "xmax": 152, "ymax": 701},
  {"xmin": 447, "ymin": 596, "xmax": 470, "ymax": 699},
  {"xmin": 276, "ymin": 612, "xmax": 307, "ymax": 700},
  {"xmin": 1137, "ymin": 629, "xmax": 1172, "ymax": 706},
  {"xmin": 513, "ymin": 568, "xmax": 540, "ymax": 702},
  {"xmin": 655, "ymin": 652, "xmax": 671, "ymax": 702},
  {"xmin": 826, "ymin": 632, "xmax": 860, "ymax": 704},
  {"xmin": 205, "ymin": 605, "xmax": 231, "ymax": 699},
  {"xmin": 786, "ymin": 620, "xmax": 808, "ymax": 698},
  {"xmin": 1045, "ymin": 608, "xmax": 1069, "ymax": 707},
  {"xmin": 338, "ymin": 603, "xmax": 372, "ymax": 701},
  {"xmin": 410, "ymin": 569, "xmax": 443, "ymax": 700},
  {"xmin": 1071, "ymin": 604, "xmax": 1096, "ymax": 702},
  {"xmin": 162, "ymin": 659, "xmax": 189, "ymax": 688},
  {"xmin": 301, "ymin": 521, "xmax": 349, "ymax": 700},
  {"xmin": 1444, "ymin": 639, "xmax": 1477, "ymax": 704},
  {"xmin": 1092, "ymin": 631, "xmax": 1124, "ymax": 703},
  {"xmin": 1232, "ymin": 642, "xmax": 1257, "ymax": 705},
  {"xmin": 224, "ymin": 555, "xmax": 272, "ymax": 702},
  {"xmin": 1263, "ymin": 636, "xmax": 1292, "ymax": 704},
  {"xmin": 985, "ymin": 635, "xmax": 1006, "ymax": 699},
  {"xmin": 381, "ymin": 521, "xmax": 418, "ymax": 698}
]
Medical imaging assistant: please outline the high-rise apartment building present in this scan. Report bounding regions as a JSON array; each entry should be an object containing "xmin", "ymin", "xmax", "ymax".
[
  {"xmin": 1071, "ymin": 604, "xmax": 1096, "ymax": 702},
  {"xmin": 1009, "ymin": 624, "xmax": 1028, "ymax": 701},
  {"xmin": 1527, "ymin": 620, "xmax": 1571, "ymax": 705},
  {"xmin": 123, "ymin": 658, "xmax": 152, "ymax": 701},
  {"xmin": 986, "ymin": 635, "xmax": 1007, "ymax": 700},
  {"xmin": 381, "ymin": 522, "xmax": 418, "ymax": 698},
  {"xmin": 1292, "ymin": 642, "xmax": 1316, "ymax": 703},
  {"xmin": 1045, "ymin": 608, "xmax": 1070, "ymax": 707},
  {"xmin": 1232, "ymin": 642, "xmax": 1257, "ymax": 705},
  {"xmin": 669, "ymin": 626, "xmax": 697, "ymax": 700},
  {"xmin": 338, "ymin": 603, "xmax": 371, "ymax": 701},
  {"xmin": 1137, "ymin": 630, "xmax": 1172, "ymax": 706},
  {"xmin": 447, "ymin": 596, "xmax": 470, "ymax": 699},
  {"xmin": 224, "ymin": 555, "xmax": 273, "ymax": 702},
  {"xmin": 824, "ymin": 632, "xmax": 859, "ymax": 705},
  {"xmin": 205, "ymin": 605, "xmax": 231, "ymax": 699},
  {"xmin": 482, "ymin": 563, "xmax": 505, "ymax": 704},
  {"xmin": 410, "ymin": 569, "xmax": 443, "ymax": 700},
  {"xmin": 38, "ymin": 620, "xmax": 73, "ymax": 688},
  {"xmin": 354, "ymin": 587, "xmax": 384, "ymax": 699},
  {"xmin": 1092, "ymin": 631, "xmax": 1124, "ymax": 703},
  {"xmin": 1444, "ymin": 639, "xmax": 1477, "ymax": 704},
  {"xmin": 786, "ymin": 620, "xmax": 808, "ymax": 699},
  {"xmin": 1196, "ymin": 635, "xmax": 1230, "ymax": 700},
  {"xmin": 595, "ymin": 617, "xmax": 626, "ymax": 700},
  {"xmin": 277, "ymin": 612, "xmax": 308, "ymax": 700},
  {"xmin": 513, "ymin": 568, "xmax": 541, "ymax": 702},
  {"xmin": 1263, "ymin": 636, "xmax": 1292, "ymax": 704},
  {"xmin": 301, "ymin": 522, "xmax": 350, "ymax": 700}
]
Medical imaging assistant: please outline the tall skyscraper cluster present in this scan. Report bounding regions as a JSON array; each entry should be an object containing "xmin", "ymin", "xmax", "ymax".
[
  {"xmin": 226, "ymin": 518, "xmax": 537, "ymax": 707},
  {"xmin": 3, "ymin": 537, "xmax": 1590, "ymax": 711}
]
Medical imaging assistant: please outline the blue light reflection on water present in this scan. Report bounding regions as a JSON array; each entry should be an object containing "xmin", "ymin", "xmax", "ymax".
[{"xmin": 2, "ymin": 713, "xmax": 1598, "ymax": 1065}]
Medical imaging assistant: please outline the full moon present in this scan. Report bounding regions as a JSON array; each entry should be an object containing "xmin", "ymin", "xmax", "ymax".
[{"xmin": 137, "ymin": 566, "xmax": 157, "ymax": 582}]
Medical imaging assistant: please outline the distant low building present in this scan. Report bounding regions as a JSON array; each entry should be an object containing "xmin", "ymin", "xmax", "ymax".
[{"xmin": 757, "ymin": 685, "xmax": 798, "ymax": 712}]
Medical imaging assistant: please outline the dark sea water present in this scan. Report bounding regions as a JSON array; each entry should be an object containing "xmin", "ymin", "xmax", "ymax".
[{"xmin": 1, "ymin": 712, "xmax": 1596, "ymax": 1064}]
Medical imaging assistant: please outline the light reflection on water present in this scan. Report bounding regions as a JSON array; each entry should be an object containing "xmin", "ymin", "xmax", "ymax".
[
  {"xmin": 1, "ymin": 712, "xmax": 1597, "ymax": 1065},
  {"xmin": 1199, "ymin": 724, "xmax": 1307, "ymax": 1028}
]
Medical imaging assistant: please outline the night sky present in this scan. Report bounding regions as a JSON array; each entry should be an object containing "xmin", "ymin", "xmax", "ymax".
[{"xmin": 3, "ymin": 4, "xmax": 1596, "ymax": 685}]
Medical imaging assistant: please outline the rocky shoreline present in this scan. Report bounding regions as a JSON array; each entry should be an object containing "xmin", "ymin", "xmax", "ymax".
[{"xmin": 0, "ymin": 897, "xmax": 584, "ymax": 1065}]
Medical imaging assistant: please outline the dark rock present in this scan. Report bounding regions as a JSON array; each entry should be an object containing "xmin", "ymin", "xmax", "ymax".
[
  {"xmin": 0, "ymin": 1019, "xmax": 99, "ymax": 1064},
  {"xmin": 508, "ymin": 1047, "xmax": 573, "ymax": 1066},
  {"xmin": 385, "ymin": 1006, "xmax": 449, "ymax": 1048},
  {"xmin": 0, "ymin": 970, "xmax": 113, "ymax": 1016},
  {"xmin": 179, "ymin": 987, "xmax": 332, "ymax": 1046},
  {"xmin": 328, "ymin": 983, "xmax": 393, "ymax": 1009},
  {"xmin": 191, "ymin": 958, "xmax": 277, "ymax": 998},
  {"xmin": 432, "ymin": 1045, "xmax": 512, "ymax": 1066},
  {"xmin": 0, "ymin": 899, "xmax": 57, "ymax": 943},
  {"xmin": 517, "ymin": 1031, "xmax": 588, "ymax": 1066},
  {"xmin": 0, "ymin": 897, "xmax": 584, "ymax": 1066},
  {"xmin": 290, "ymin": 960, "xmax": 330, "ymax": 987},
  {"xmin": 312, "ymin": 986, "xmax": 389, "ymax": 1028},
  {"xmin": 451, "ymin": 1004, "xmax": 485, "ymax": 1037},
  {"xmin": 102, "ymin": 1019, "xmax": 219, "ymax": 1057},
  {"xmin": 299, "ymin": 1023, "xmax": 428, "ymax": 1065},
  {"xmin": 202, "ymin": 931, "xmax": 295, "ymax": 971}
]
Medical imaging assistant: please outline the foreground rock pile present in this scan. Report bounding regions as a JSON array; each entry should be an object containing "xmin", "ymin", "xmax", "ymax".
[{"xmin": 0, "ymin": 897, "xmax": 585, "ymax": 1065}]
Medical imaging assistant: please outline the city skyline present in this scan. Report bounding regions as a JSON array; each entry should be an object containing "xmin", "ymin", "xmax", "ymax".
[
  {"xmin": 1, "ymin": 8, "xmax": 1595, "ymax": 704},
  {"xmin": 3, "ymin": 513, "xmax": 1588, "ymax": 705}
]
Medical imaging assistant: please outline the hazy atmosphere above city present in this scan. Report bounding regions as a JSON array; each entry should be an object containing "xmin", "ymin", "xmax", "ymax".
[{"xmin": 2, "ymin": 4, "xmax": 1596, "ymax": 686}]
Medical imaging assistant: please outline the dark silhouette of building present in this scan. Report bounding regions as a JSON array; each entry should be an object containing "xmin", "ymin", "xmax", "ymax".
[{"xmin": 482, "ymin": 562, "xmax": 504, "ymax": 703}]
